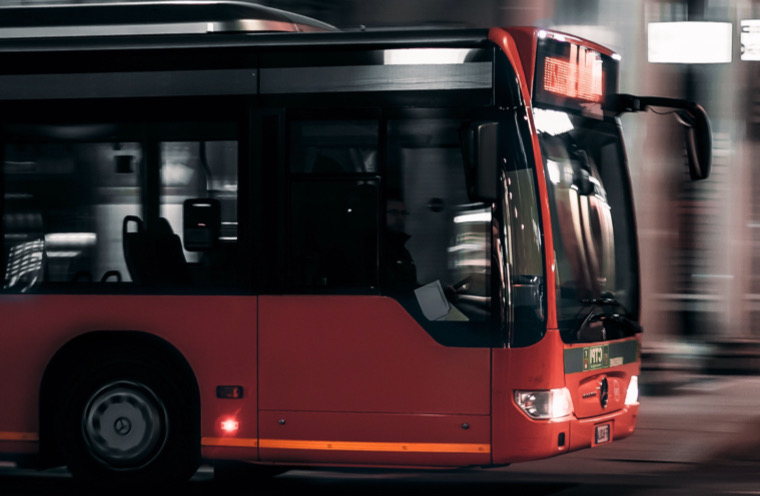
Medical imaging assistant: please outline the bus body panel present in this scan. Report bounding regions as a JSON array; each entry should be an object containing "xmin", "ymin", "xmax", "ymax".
[
  {"xmin": 0, "ymin": 295, "xmax": 259, "ymax": 459},
  {"xmin": 258, "ymin": 295, "xmax": 491, "ymax": 465},
  {"xmin": 491, "ymin": 331, "xmax": 640, "ymax": 463},
  {"xmin": 564, "ymin": 336, "xmax": 640, "ymax": 451},
  {"xmin": 257, "ymin": 411, "xmax": 491, "ymax": 467},
  {"xmin": 490, "ymin": 27, "xmax": 536, "ymax": 100},
  {"xmin": 491, "ymin": 330, "xmax": 568, "ymax": 463},
  {"xmin": 571, "ymin": 402, "xmax": 639, "ymax": 451},
  {"xmin": 564, "ymin": 336, "xmax": 641, "ymax": 419}
]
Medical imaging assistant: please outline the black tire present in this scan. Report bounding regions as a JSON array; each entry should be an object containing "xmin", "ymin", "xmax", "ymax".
[{"xmin": 55, "ymin": 351, "xmax": 199, "ymax": 487}]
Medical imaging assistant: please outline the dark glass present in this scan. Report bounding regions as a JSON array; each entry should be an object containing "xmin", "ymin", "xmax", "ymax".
[
  {"xmin": 536, "ymin": 108, "xmax": 640, "ymax": 343},
  {"xmin": 2, "ymin": 124, "xmax": 240, "ymax": 293}
]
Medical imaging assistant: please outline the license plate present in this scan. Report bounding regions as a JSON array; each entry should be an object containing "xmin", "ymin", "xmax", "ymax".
[{"xmin": 594, "ymin": 423, "xmax": 611, "ymax": 445}]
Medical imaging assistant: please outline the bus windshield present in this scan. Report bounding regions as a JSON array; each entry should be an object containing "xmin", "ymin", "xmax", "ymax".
[{"xmin": 534, "ymin": 108, "xmax": 640, "ymax": 343}]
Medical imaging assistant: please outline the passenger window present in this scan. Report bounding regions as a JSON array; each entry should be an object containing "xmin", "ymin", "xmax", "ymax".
[
  {"xmin": 159, "ymin": 141, "xmax": 239, "ymax": 262},
  {"xmin": 158, "ymin": 140, "xmax": 239, "ymax": 289},
  {"xmin": 3, "ymin": 141, "xmax": 141, "ymax": 291},
  {"xmin": 288, "ymin": 119, "xmax": 380, "ymax": 289},
  {"xmin": 1, "ymin": 129, "xmax": 239, "ymax": 292}
]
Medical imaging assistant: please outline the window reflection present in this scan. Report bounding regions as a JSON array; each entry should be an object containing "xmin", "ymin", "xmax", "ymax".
[
  {"xmin": 2, "ymin": 126, "xmax": 239, "ymax": 292},
  {"xmin": 3, "ymin": 141, "xmax": 141, "ymax": 289},
  {"xmin": 537, "ymin": 109, "xmax": 639, "ymax": 341},
  {"xmin": 160, "ymin": 141, "xmax": 238, "ymax": 263},
  {"xmin": 290, "ymin": 120, "xmax": 378, "ymax": 174},
  {"xmin": 286, "ymin": 115, "xmax": 493, "ymax": 324},
  {"xmin": 388, "ymin": 118, "xmax": 491, "ymax": 323},
  {"xmin": 4, "ymin": 239, "xmax": 44, "ymax": 291},
  {"xmin": 542, "ymin": 133, "xmax": 615, "ymax": 300}
]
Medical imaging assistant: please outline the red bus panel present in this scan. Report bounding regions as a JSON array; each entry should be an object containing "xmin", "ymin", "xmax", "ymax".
[{"xmin": 258, "ymin": 295, "xmax": 491, "ymax": 467}]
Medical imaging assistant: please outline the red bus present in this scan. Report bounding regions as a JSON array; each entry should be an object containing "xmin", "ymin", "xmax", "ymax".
[{"xmin": 0, "ymin": 1, "xmax": 710, "ymax": 487}]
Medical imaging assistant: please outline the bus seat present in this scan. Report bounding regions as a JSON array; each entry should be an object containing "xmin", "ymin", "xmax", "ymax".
[{"xmin": 122, "ymin": 215, "xmax": 191, "ymax": 286}]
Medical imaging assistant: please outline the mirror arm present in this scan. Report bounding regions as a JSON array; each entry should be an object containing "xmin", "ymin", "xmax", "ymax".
[
  {"xmin": 605, "ymin": 93, "xmax": 712, "ymax": 181},
  {"xmin": 605, "ymin": 93, "xmax": 701, "ymax": 114}
]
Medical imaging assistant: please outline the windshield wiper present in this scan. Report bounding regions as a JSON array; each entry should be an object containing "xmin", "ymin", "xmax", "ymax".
[
  {"xmin": 576, "ymin": 292, "xmax": 642, "ymax": 341},
  {"xmin": 582, "ymin": 296, "xmax": 619, "ymax": 307},
  {"xmin": 581, "ymin": 291, "xmax": 630, "ymax": 314}
]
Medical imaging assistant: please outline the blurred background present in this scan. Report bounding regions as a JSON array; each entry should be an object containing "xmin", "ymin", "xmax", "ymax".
[{"xmin": 8, "ymin": 0, "xmax": 760, "ymax": 372}]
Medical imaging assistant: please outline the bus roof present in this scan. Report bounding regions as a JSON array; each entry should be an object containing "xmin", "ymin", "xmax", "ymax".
[
  {"xmin": 0, "ymin": 1, "xmax": 500, "ymax": 54},
  {"xmin": 0, "ymin": 0, "xmax": 337, "ymax": 38},
  {"xmin": 0, "ymin": 2, "xmax": 622, "ymax": 106}
]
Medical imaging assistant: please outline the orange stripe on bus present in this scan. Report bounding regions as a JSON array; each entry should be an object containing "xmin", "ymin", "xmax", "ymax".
[
  {"xmin": 201, "ymin": 437, "xmax": 258, "ymax": 448},
  {"xmin": 0, "ymin": 432, "xmax": 39, "ymax": 442},
  {"xmin": 201, "ymin": 437, "xmax": 491, "ymax": 454},
  {"xmin": 259, "ymin": 439, "xmax": 490, "ymax": 454}
]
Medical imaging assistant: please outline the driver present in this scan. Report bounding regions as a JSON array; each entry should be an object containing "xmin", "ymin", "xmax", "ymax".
[{"xmin": 382, "ymin": 197, "xmax": 419, "ymax": 290}]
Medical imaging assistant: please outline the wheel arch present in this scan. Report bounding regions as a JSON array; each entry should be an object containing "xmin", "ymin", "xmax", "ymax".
[{"xmin": 38, "ymin": 330, "xmax": 200, "ymax": 469}]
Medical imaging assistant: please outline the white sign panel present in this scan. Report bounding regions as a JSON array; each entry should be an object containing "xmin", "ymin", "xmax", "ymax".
[
  {"xmin": 648, "ymin": 22, "xmax": 732, "ymax": 64},
  {"xmin": 741, "ymin": 20, "xmax": 760, "ymax": 61}
]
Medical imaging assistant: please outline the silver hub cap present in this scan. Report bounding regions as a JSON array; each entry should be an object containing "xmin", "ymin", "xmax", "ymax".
[{"xmin": 82, "ymin": 381, "xmax": 167, "ymax": 469}]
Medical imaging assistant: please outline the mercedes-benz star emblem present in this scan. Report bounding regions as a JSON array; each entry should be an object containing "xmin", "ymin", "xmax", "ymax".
[
  {"xmin": 599, "ymin": 377, "xmax": 609, "ymax": 409},
  {"xmin": 114, "ymin": 417, "xmax": 132, "ymax": 436}
]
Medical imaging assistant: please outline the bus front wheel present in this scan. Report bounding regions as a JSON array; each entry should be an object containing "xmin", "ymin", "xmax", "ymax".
[{"xmin": 57, "ymin": 355, "xmax": 199, "ymax": 487}]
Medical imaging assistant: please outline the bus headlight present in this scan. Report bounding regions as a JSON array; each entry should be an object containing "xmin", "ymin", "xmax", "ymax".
[
  {"xmin": 625, "ymin": 375, "xmax": 639, "ymax": 405},
  {"xmin": 514, "ymin": 388, "xmax": 574, "ymax": 420}
]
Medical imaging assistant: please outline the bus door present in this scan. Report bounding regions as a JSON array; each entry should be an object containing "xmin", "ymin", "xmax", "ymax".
[{"xmin": 257, "ymin": 110, "xmax": 493, "ymax": 467}]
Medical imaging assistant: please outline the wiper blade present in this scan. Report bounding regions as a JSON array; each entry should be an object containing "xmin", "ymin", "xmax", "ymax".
[
  {"xmin": 575, "ymin": 292, "xmax": 642, "ymax": 341},
  {"xmin": 597, "ymin": 313, "xmax": 642, "ymax": 334},
  {"xmin": 581, "ymin": 291, "xmax": 622, "ymax": 308},
  {"xmin": 576, "ymin": 310, "xmax": 642, "ymax": 342}
]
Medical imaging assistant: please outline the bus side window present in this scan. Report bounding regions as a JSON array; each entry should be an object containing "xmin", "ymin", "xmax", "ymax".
[
  {"xmin": 159, "ymin": 140, "xmax": 239, "ymax": 289},
  {"xmin": 387, "ymin": 117, "xmax": 492, "ymax": 323},
  {"xmin": 288, "ymin": 119, "xmax": 380, "ymax": 290},
  {"xmin": 290, "ymin": 179, "xmax": 379, "ymax": 288},
  {"xmin": 3, "ymin": 141, "xmax": 141, "ymax": 291}
]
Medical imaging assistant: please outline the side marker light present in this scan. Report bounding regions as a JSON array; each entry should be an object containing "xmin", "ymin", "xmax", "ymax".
[{"xmin": 221, "ymin": 419, "xmax": 239, "ymax": 434}]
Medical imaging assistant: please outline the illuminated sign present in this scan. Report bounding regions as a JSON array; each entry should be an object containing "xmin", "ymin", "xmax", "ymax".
[
  {"xmin": 533, "ymin": 36, "xmax": 618, "ymax": 116},
  {"xmin": 543, "ymin": 45, "xmax": 604, "ymax": 102},
  {"xmin": 648, "ymin": 22, "xmax": 732, "ymax": 64},
  {"xmin": 741, "ymin": 20, "xmax": 760, "ymax": 61}
]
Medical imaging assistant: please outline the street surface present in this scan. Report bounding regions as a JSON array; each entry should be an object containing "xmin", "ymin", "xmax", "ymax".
[{"xmin": 3, "ymin": 374, "xmax": 760, "ymax": 495}]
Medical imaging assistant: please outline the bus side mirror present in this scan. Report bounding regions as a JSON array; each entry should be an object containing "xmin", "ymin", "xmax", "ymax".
[
  {"xmin": 605, "ymin": 94, "xmax": 712, "ymax": 180},
  {"xmin": 462, "ymin": 121, "xmax": 499, "ymax": 202},
  {"xmin": 675, "ymin": 104, "xmax": 712, "ymax": 181}
]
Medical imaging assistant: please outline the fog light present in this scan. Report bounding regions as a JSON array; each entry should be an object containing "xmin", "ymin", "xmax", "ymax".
[
  {"xmin": 514, "ymin": 388, "xmax": 573, "ymax": 420},
  {"xmin": 625, "ymin": 375, "xmax": 639, "ymax": 405}
]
